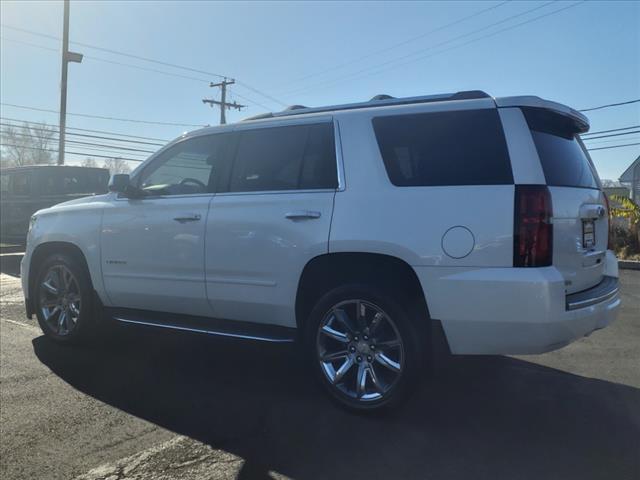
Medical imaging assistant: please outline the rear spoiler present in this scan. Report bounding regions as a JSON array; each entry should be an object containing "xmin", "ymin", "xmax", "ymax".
[{"xmin": 494, "ymin": 96, "xmax": 589, "ymax": 133}]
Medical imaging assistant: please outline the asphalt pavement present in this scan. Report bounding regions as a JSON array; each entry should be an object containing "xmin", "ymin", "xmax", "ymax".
[{"xmin": 1, "ymin": 252, "xmax": 639, "ymax": 480}]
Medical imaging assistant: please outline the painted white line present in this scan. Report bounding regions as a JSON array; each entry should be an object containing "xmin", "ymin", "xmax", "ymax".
[{"xmin": 2, "ymin": 318, "xmax": 41, "ymax": 334}]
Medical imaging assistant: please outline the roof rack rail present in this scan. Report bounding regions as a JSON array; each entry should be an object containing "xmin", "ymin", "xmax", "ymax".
[
  {"xmin": 370, "ymin": 94, "xmax": 395, "ymax": 101},
  {"xmin": 242, "ymin": 90, "xmax": 490, "ymax": 121}
]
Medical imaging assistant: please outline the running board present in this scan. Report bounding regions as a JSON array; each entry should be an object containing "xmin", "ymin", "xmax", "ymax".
[{"xmin": 106, "ymin": 308, "xmax": 296, "ymax": 343}]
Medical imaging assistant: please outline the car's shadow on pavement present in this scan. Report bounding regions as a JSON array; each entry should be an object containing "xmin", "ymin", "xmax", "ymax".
[{"xmin": 33, "ymin": 324, "xmax": 640, "ymax": 480}]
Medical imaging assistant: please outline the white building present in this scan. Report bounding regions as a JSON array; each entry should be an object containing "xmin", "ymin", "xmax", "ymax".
[{"xmin": 619, "ymin": 155, "xmax": 640, "ymax": 203}]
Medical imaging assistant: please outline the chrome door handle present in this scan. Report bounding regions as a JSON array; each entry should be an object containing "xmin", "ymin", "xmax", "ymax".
[
  {"xmin": 285, "ymin": 210, "xmax": 321, "ymax": 220},
  {"xmin": 173, "ymin": 214, "xmax": 201, "ymax": 223}
]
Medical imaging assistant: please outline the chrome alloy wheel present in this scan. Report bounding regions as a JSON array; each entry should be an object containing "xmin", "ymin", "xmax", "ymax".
[
  {"xmin": 38, "ymin": 264, "xmax": 81, "ymax": 336},
  {"xmin": 316, "ymin": 299, "xmax": 404, "ymax": 402}
]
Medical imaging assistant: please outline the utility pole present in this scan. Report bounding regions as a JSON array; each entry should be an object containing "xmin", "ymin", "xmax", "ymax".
[
  {"xmin": 202, "ymin": 78, "xmax": 246, "ymax": 125},
  {"xmin": 57, "ymin": 0, "xmax": 83, "ymax": 165}
]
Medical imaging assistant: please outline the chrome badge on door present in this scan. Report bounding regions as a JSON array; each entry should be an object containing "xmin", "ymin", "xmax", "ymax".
[{"xmin": 582, "ymin": 220, "xmax": 595, "ymax": 249}]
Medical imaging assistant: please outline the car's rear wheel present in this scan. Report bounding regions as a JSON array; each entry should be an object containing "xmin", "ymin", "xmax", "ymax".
[
  {"xmin": 34, "ymin": 253, "xmax": 96, "ymax": 343},
  {"xmin": 305, "ymin": 285, "xmax": 423, "ymax": 411}
]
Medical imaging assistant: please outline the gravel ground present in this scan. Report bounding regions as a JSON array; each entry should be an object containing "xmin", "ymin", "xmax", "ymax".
[{"xmin": 1, "ymin": 252, "xmax": 639, "ymax": 480}]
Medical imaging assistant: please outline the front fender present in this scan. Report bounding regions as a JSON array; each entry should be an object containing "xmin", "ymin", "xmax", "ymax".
[{"xmin": 25, "ymin": 199, "xmax": 110, "ymax": 305}]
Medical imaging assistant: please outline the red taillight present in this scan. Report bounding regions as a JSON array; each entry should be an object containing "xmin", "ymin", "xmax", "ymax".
[
  {"xmin": 514, "ymin": 185, "xmax": 553, "ymax": 267},
  {"xmin": 603, "ymin": 192, "xmax": 613, "ymax": 250}
]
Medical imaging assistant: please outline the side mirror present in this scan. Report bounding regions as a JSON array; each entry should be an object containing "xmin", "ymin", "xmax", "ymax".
[
  {"xmin": 108, "ymin": 174, "xmax": 130, "ymax": 193},
  {"xmin": 108, "ymin": 174, "xmax": 144, "ymax": 198}
]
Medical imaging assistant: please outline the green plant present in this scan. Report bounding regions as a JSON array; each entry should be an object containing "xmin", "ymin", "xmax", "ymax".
[
  {"xmin": 610, "ymin": 195, "xmax": 640, "ymax": 256},
  {"xmin": 610, "ymin": 195, "xmax": 640, "ymax": 226}
]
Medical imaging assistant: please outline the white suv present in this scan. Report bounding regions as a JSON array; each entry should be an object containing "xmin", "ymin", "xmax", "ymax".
[{"xmin": 21, "ymin": 91, "xmax": 621, "ymax": 410}]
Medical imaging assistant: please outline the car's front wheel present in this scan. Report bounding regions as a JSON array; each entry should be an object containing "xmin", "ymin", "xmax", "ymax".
[
  {"xmin": 34, "ymin": 253, "xmax": 96, "ymax": 343},
  {"xmin": 305, "ymin": 285, "xmax": 423, "ymax": 411}
]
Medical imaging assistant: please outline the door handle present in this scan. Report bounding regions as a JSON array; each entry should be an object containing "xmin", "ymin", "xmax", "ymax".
[
  {"xmin": 173, "ymin": 214, "xmax": 201, "ymax": 223},
  {"xmin": 285, "ymin": 210, "xmax": 321, "ymax": 220}
]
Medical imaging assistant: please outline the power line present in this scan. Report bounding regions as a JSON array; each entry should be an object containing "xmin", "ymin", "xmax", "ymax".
[
  {"xmin": 1, "ymin": 24, "xmax": 226, "ymax": 78},
  {"xmin": 355, "ymin": 1, "xmax": 586, "ymax": 89},
  {"xmin": 0, "ymin": 120, "xmax": 166, "ymax": 146},
  {"xmin": 0, "ymin": 36, "xmax": 58, "ymax": 52},
  {"xmin": 234, "ymin": 80, "xmax": 288, "ymax": 108},
  {"xmin": 227, "ymin": 88, "xmax": 271, "ymax": 111},
  {"xmin": 1, "ymin": 36, "xmax": 273, "ymax": 112},
  {"xmin": 581, "ymin": 130, "xmax": 640, "ymax": 141},
  {"xmin": 581, "ymin": 125, "xmax": 640, "ymax": 136},
  {"xmin": 0, "ymin": 116, "xmax": 170, "ymax": 142},
  {"xmin": 588, "ymin": 142, "xmax": 640, "ymax": 151},
  {"xmin": 0, "ymin": 143, "xmax": 144, "ymax": 162},
  {"xmin": 1, "ymin": 23, "xmax": 286, "ymax": 108},
  {"xmin": 579, "ymin": 99, "xmax": 640, "ymax": 112},
  {"xmin": 283, "ymin": 1, "xmax": 562, "ymax": 97},
  {"xmin": 585, "ymin": 136, "xmax": 640, "ymax": 146},
  {"xmin": 283, "ymin": 1, "xmax": 510, "ymax": 88},
  {"xmin": 1, "ymin": 130, "xmax": 156, "ymax": 154},
  {"xmin": 1, "ymin": 102, "xmax": 205, "ymax": 127}
]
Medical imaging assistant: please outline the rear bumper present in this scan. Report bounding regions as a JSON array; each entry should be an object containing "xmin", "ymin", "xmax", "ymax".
[
  {"xmin": 414, "ymin": 254, "xmax": 621, "ymax": 355},
  {"xmin": 566, "ymin": 275, "xmax": 618, "ymax": 310}
]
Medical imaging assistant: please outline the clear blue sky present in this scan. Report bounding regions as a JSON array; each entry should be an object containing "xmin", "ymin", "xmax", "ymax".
[{"xmin": 1, "ymin": 0, "xmax": 638, "ymax": 179}]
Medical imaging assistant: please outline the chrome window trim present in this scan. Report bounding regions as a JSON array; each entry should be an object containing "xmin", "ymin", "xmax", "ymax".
[
  {"xmin": 214, "ymin": 188, "xmax": 336, "ymax": 198},
  {"xmin": 113, "ymin": 191, "xmax": 215, "ymax": 201},
  {"xmin": 128, "ymin": 117, "xmax": 342, "ymax": 198}
]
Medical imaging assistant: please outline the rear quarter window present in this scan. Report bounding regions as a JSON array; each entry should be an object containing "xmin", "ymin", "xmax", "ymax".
[
  {"xmin": 523, "ymin": 107, "xmax": 598, "ymax": 189},
  {"xmin": 372, "ymin": 109, "xmax": 513, "ymax": 186}
]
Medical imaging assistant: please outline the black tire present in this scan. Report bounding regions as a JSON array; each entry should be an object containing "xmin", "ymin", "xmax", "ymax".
[
  {"xmin": 304, "ymin": 284, "xmax": 425, "ymax": 411},
  {"xmin": 34, "ymin": 252, "xmax": 97, "ymax": 344}
]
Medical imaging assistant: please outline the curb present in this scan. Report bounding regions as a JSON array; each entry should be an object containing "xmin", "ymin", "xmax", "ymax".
[{"xmin": 619, "ymin": 260, "xmax": 640, "ymax": 271}]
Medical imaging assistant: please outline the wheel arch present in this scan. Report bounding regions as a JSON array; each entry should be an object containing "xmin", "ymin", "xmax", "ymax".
[
  {"xmin": 27, "ymin": 241, "xmax": 95, "ymax": 312},
  {"xmin": 295, "ymin": 252, "xmax": 430, "ymax": 331}
]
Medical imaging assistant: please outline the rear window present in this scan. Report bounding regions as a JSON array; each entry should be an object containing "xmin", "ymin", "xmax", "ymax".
[
  {"xmin": 372, "ymin": 109, "xmax": 513, "ymax": 186},
  {"xmin": 41, "ymin": 169, "xmax": 109, "ymax": 195},
  {"xmin": 524, "ymin": 108, "xmax": 598, "ymax": 189}
]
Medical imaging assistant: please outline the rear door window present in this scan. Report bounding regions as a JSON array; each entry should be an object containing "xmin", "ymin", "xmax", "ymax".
[
  {"xmin": 372, "ymin": 109, "xmax": 513, "ymax": 186},
  {"xmin": 228, "ymin": 123, "xmax": 337, "ymax": 192},
  {"xmin": 523, "ymin": 108, "xmax": 598, "ymax": 189},
  {"xmin": 11, "ymin": 172, "xmax": 31, "ymax": 196}
]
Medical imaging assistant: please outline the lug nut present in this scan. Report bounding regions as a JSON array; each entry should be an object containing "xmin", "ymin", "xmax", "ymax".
[
  {"xmin": 363, "ymin": 335, "xmax": 369, "ymax": 341},
  {"xmin": 349, "ymin": 346, "xmax": 356, "ymax": 353},
  {"xmin": 356, "ymin": 356, "xmax": 363, "ymax": 362},
  {"xmin": 367, "ymin": 355, "xmax": 372, "ymax": 362},
  {"xmin": 354, "ymin": 336, "xmax": 359, "ymax": 341},
  {"xmin": 370, "ymin": 344, "xmax": 375, "ymax": 350}
]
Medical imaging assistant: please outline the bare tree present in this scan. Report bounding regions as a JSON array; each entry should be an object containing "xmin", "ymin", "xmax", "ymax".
[
  {"xmin": 0, "ymin": 122, "xmax": 56, "ymax": 168},
  {"xmin": 102, "ymin": 157, "xmax": 131, "ymax": 175},
  {"xmin": 81, "ymin": 157, "xmax": 99, "ymax": 168}
]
